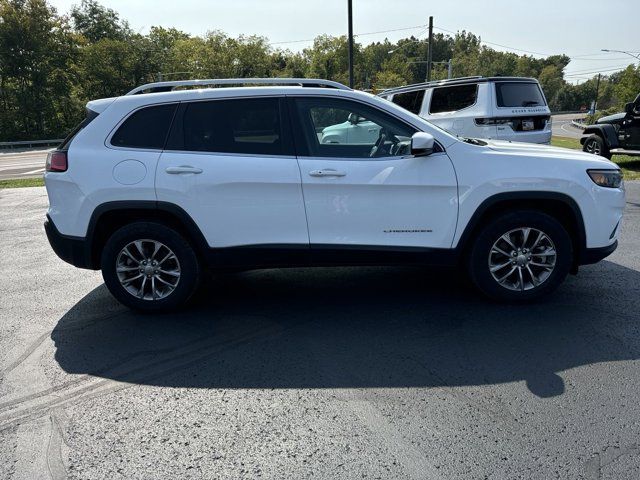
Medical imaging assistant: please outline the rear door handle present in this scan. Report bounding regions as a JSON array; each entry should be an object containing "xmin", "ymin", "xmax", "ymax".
[
  {"xmin": 165, "ymin": 165, "xmax": 203, "ymax": 175},
  {"xmin": 309, "ymin": 169, "xmax": 346, "ymax": 177}
]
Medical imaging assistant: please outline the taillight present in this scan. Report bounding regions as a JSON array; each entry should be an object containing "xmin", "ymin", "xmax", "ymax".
[{"xmin": 45, "ymin": 151, "xmax": 68, "ymax": 172}]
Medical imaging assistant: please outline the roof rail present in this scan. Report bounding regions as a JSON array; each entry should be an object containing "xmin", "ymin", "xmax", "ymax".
[
  {"xmin": 379, "ymin": 76, "xmax": 485, "ymax": 95},
  {"xmin": 379, "ymin": 76, "xmax": 540, "ymax": 96},
  {"xmin": 126, "ymin": 78, "xmax": 351, "ymax": 95}
]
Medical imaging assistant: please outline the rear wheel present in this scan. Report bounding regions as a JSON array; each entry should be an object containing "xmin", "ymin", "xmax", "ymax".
[
  {"xmin": 101, "ymin": 222, "xmax": 200, "ymax": 311},
  {"xmin": 583, "ymin": 135, "xmax": 611, "ymax": 159},
  {"xmin": 468, "ymin": 211, "xmax": 572, "ymax": 302}
]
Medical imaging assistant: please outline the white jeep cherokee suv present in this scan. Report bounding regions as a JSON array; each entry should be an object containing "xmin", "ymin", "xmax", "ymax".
[{"xmin": 44, "ymin": 78, "xmax": 624, "ymax": 311}]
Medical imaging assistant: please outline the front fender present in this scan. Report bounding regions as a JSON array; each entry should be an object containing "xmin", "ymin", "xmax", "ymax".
[{"xmin": 580, "ymin": 124, "xmax": 619, "ymax": 148}]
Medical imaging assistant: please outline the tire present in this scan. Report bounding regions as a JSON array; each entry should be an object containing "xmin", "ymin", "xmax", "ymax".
[
  {"xmin": 582, "ymin": 135, "xmax": 611, "ymax": 159},
  {"xmin": 100, "ymin": 222, "xmax": 200, "ymax": 312},
  {"xmin": 467, "ymin": 210, "xmax": 572, "ymax": 302}
]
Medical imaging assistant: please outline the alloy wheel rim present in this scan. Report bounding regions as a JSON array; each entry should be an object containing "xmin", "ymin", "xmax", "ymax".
[
  {"xmin": 116, "ymin": 239, "xmax": 181, "ymax": 301},
  {"xmin": 586, "ymin": 140, "xmax": 601, "ymax": 155},
  {"xmin": 488, "ymin": 227, "xmax": 557, "ymax": 292}
]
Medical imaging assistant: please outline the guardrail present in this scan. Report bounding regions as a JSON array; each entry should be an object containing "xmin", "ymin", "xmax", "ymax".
[
  {"xmin": 0, "ymin": 139, "xmax": 63, "ymax": 150},
  {"xmin": 571, "ymin": 120, "xmax": 587, "ymax": 130}
]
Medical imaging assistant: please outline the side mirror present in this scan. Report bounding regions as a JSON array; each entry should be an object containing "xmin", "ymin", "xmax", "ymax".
[
  {"xmin": 624, "ymin": 102, "xmax": 633, "ymax": 113},
  {"xmin": 348, "ymin": 113, "xmax": 360, "ymax": 125},
  {"xmin": 411, "ymin": 132, "xmax": 435, "ymax": 156}
]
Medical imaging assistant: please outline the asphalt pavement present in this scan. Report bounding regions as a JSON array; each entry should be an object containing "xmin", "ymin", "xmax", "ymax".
[
  {"xmin": 0, "ymin": 149, "xmax": 51, "ymax": 180},
  {"xmin": 1, "ymin": 185, "xmax": 639, "ymax": 479},
  {"xmin": 551, "ymin": 113, "xmax": 586, "ymax": 139}
]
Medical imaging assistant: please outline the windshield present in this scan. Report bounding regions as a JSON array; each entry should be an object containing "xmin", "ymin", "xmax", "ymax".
[{"xmin": 495, "ymin": 82, "xmax": 547, "ymax": 107}]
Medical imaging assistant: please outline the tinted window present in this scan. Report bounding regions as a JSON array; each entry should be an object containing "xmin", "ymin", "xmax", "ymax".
[
  {"xmin": 175, "ymin": 98, "xmax": 288, "ymax": 155},
  {"xmin": 495, "ymin": 82, "xmax": 546, "ymax": 107},
  {"xmin": 293, "ymin": 97, "xmax": 416, "ymax": 158},
  {"xmin": 111, "ymin": 103, "xmax": 177, "ymax": 149},
  {"xmin": 392, "ymin": 90, "xmax": 425, "ymax": 115},
  {"xmin": 429, "ymin": 84, "xmax": 478, "ymax": 114}
]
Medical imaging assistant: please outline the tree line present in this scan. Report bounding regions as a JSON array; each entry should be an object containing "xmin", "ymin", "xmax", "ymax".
[{"xmin": 1, "ymin": 0, "xmax": 638, "ymax": 141}]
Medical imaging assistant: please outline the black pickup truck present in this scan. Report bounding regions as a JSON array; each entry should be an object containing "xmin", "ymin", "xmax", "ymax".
[{"xmin": 581, "ymin": 93, "xmax": 640, "ymax": 159}]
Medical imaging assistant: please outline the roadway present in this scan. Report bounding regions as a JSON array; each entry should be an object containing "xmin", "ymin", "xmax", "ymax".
[
  {"xmin": 0, "ymin": 148, "xmax": 51, "ymax": 180},
  {"xmin": 1, "ymin": 184, "xmax": 639, "ymax": 479},
  {"xmin": 551, "ymin": 113, "xmax": 586, "ymax": 139}
]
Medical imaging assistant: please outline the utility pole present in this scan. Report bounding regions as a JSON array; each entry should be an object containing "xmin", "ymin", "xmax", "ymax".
[
  {"xmin": 347, "ymin": 0, "xmax": 354, "ymax": 88},
  {"xmin": 447, "ymin": 58, "xmax": 453, "ymax": 79},
  {"xmin": 426, "ymin": 16, "xmax": 433, "ymax": 82},
  {"xmin": 594, "ymin": 73, "xmax": 601, "ymax": 112}
]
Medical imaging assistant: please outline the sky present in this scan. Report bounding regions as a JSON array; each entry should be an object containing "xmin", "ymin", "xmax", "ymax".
[{"xmin": 48, "ymin": 0, "xmax": 639, "ymax": 83}]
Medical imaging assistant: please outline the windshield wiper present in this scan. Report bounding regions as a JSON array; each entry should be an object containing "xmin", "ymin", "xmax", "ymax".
[{"xmin": 522, "ymin": 100, "xmax": 541, "ymax": 107}]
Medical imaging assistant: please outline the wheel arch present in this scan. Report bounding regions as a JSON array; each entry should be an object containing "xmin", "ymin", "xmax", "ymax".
[
  {"xmin": 456, "ymin": 192, "xmax": 586, "ymax": 266},
  {"xmin": 87, "ymin": 201, "xmax": 209, "ymax": 269},
  {"xmin": 580, "ymin": 124, "xmax": 619, "ymax": 148}
]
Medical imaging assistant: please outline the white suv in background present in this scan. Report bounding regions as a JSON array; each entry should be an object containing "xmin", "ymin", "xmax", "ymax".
[
  {"xmin": 379, "ymin": 76, "xmax": 552, "ymax": 144},
  {"xmin": 44, "ymin": 78, "xmax": 623, "ymax": 311}
]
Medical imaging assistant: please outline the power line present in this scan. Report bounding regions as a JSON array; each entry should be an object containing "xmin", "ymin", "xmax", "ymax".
[
  {"xmin": 434, "ymin": 25, "xmax": 640, "ymax": 62},
  {"xmin": 564, "ymin": 63, "xmax": 634, "ymax": 74},
  {"xmin": 564, "ymin": 65, "xmax": 633, "ymax": 77},
  {"xmin": 433, "ymin": 25, "xmax": 552, "ymax": 56},
  {"xmin": 270, "ymin": 24, "xmax": 426, "ymax": 46}
]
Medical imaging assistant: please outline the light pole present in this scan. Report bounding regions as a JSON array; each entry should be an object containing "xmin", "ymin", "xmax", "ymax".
[
  {"xmin": 347, "ymin": 0, "xmax": 354, "ymax": 88},
  {"xmin": 601, "ymin": 49, "xmax": 640, "ymax": 62}
]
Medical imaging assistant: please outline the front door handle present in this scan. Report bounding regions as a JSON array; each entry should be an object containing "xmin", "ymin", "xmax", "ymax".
[
  {"xmin": 309, "ymin": 169, "xmax": 346, "ymax": 177},
  {"xmin": 165, "ymin": 165, "xmax": 203, "ymax": 175}
]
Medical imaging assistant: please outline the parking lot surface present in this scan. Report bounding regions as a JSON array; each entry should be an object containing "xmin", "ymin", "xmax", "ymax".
[{"xmin": 1, "ymin": 185, "xmax": 639, "ymax": 479}]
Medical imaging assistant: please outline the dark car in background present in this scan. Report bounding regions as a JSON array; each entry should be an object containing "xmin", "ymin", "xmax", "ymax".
[{"xmin": 581, "ymin": 93, "xmax": 640, "ymax": 159}]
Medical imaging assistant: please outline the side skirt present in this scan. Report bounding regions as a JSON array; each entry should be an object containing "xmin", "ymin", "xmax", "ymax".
[{"xmin": 204, "ymin": 244, "xmax": 460, "ymax": 270}]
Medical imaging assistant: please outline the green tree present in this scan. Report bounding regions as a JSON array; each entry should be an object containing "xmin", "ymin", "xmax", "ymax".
[
  {"xmin": 70, "ymin": 0, "xmax": 130, "ymax": 42},
  {"xmin": 613, "ymin": 64, "xmax": 640, "ymax": 105},
  {"xmin": 0, "ymin": 0, "xmax": 79, "ymax": 140},
  {"xmin": 538, "ymin": 65, "xmax": 564, "ymax": 108}
]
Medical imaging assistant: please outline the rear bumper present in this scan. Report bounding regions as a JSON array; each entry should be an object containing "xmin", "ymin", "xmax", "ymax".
[
  {"xmin": 578, "ymin": 240, "xmax": 618, "ymax": 266},
  {"xmin": 44, "ymin": 215, "xmax": 95, "ymax": 269},
  {"xmin": 497, "ymin": 129, "xmax": 552, "ymax": 144}
]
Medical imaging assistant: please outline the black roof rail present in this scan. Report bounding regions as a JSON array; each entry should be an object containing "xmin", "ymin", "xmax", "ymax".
[{"xmin": 379, "ymin": 76, "xmax": 538, "ymax": 96}]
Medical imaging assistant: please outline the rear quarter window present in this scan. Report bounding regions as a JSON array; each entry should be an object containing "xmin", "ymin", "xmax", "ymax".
[
  {"xmin": 391, "ymin": 90, "xmax": 426, "ymax": 115},
  {"xmin": 111, "ymin": 103, "xmax": 178, "ymax": 149},
  {"xmin": 495, "ymin": 82, "xmax": 546, "ymax": 108},
  {"xmin": 429, "ymin": 84, "xmax": 478, "ymax": 114},
  {"xmin": 58, "ymin": 109, "xmax": 99, "ymax": 151}
]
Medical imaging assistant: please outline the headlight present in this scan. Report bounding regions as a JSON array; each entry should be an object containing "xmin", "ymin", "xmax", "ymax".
[{"xmin": 587, "ymin": 169, "xmax": 623, "ymax": 188}]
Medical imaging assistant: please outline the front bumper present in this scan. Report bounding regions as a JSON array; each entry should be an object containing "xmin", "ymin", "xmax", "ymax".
[
  {"xmin": 44, "ymin": 215, "xmax": 95, "ymax": 269},
  {"xmin": 578, "ymin": 240, "xmax": 618, "ymax": 265}
]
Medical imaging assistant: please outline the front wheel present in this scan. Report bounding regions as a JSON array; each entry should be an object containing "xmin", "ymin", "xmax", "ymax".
[
  {"xmin": 101, "ymin": 222, "xmax": 201, "ymax": 311},
  {"xmin": 582, "ymin": 135, "xmax": 611, "ymax": 159},
  {"xmin": 468, "ymin": 211, "xmax": 573, "ymax": 302}
]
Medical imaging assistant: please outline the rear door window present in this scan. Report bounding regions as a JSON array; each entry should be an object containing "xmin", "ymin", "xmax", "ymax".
[
  {"xmin": 495, "ymin": 82, "xmax": 546, "ymax": 107},
  {"xmin": 391, "ymin": 90, "xmax": 426, "ymax": 115},
  {"xmin": 168, "ymin": 97, "xmax": 292, "ymax": 156},
  {"xmin": 111, "ymin": 103, "xmax": 178, "ymax": 149},
  {"xmin": 429, "ymin": 84, "xmax": 478, "ymax": 114}
]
